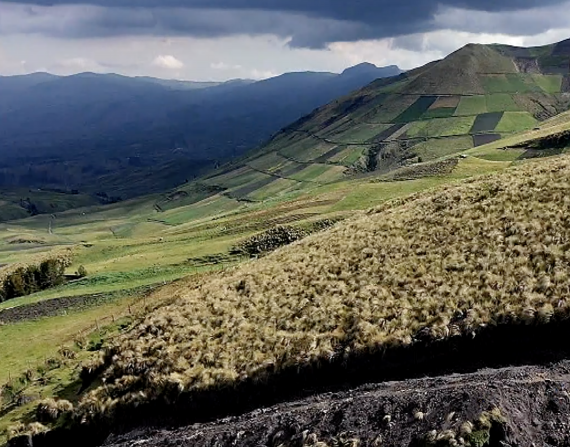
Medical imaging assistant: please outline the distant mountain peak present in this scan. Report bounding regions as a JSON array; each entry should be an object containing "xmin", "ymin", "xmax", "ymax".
[{"xmin": 341, "ymin": 63, "xmax": 402, "ymax": 78}]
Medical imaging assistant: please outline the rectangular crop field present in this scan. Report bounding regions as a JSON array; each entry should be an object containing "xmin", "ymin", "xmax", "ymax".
[
  {"xmin": 393, "ymin": 96, "xmax": 438, "ymax": 123},
  {"xmin": 289, "ymin": 164, "xmax": 332, "ymax": 182},
  {"xmin": 274, "ymin": 161, "xmax": 307, "ymax": 178},
  {"xmin": 327, "ymin": 146, "xmax": 367, "ymax": 165},
  {"xmin": 247, "ymin": 178, "xmax": 301, "ymax": 201},
  {"xmin": 420, "ymin": 108, "xmax": 456, "ymax": 119},
  {"xmin": 280, "ymin": 139, "xmax": 336, "ymax": 162},
  {"xmin": 312, "ymin": 145, "xmax": 344, "ymax": 163},
  {"xmin": 317, "ymin": 116, "xmax": 354, "ymax": 137},
  {"xmin": 531, "ymin": 74, "xmax": 563, "ymax": 93},
  {"xmin": 495, "ymin": 112, "xmax": 538, "ymax": 133},
  {"xmin": 485, "ymin": 94, "xmax": 519, "ymax": 113},
  {"xmin": 202, "ymin": 166, "xmax": 255, "ymax": 187},
  {"xmin": 407, "ymin": 116, "xmax": 476, "ymax": 138},
  {"xmin": 454, "ymin": 96, "xmax": 487, "ymax": 116},
  {"xmin": 333, "ymin": 123, "xmax": 393, "ymax": 144},
  {"xmin": 482, "ymin": 74, "xmax": 542, "ymax": 94},
  {"xmin": 312, "ymin": 165, "xmax": 347, "ymax": 183},
  {"xmin": 226, "ymin": 174, "xmax": 276, "ymax": 199},
  {"xmin": 248, "ymin": 153, "xmax": 291, "ymax": 173},
  {"xmin": 473, "ymin": 133, "xmax": 502, "ymax": 147},
  {"xmin": 505, "ymin": 74, "xmax": 541, "ymax": 93},
  {"xmin": 412, "ymin": 136, "xmax": 474, "ymax": 161},
  {"xmin": 470, "ymin": 112, "xmax": 504, "ymax": 133},
  {"xmin": 429, "ymin": 96, "xmax": 461, "ymax": 109},
  {"xmin": 364, "ymin": 95, "xmax": 420, "ymax": 124},
  {"xmin": 481, "ymin": 75, "xmax": 514, "ymax": 93}
]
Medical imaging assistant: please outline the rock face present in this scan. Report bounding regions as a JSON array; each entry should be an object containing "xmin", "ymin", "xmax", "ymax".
[{"xmin": 101, "ymin": 361, "xmax": 570, "ymax": 447}]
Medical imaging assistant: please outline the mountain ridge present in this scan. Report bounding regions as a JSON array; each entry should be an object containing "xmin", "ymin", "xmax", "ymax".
[
  {"xmin": 193, "ymin": 38, "xmax": 570, "ymax": 204},
  {"xmin": 0, "ymin": 62, "xmax": 401, "ymax": 204}
]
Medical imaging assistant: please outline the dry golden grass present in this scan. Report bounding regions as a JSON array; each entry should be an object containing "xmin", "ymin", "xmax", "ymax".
[{"xmin": 75, "ymin": 155, "xmax": 570, "ymax": 422}]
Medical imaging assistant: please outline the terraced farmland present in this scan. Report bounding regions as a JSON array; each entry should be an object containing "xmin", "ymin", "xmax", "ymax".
[{"xmin": 198, "ymin": 39, "xmax": 570, "ymax": 202}]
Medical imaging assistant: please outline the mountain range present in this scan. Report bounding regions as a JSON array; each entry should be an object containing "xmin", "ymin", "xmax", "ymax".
[{"xmin": 0, "ymin": 64, "xmax": 401, "ymax": 198}]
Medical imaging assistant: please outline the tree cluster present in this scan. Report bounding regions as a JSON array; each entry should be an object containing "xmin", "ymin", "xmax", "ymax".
[{"xmin": 0, "ymin": 258, "xmax": 70, "ymax": 302}]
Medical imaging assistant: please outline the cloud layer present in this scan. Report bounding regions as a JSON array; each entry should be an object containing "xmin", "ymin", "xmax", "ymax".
[
  {"xmin": 1, "ymin": 0, "xmax": 569, "ymax": 48},
  {"xmin": 152, "ymin": 54, "xmax": 184, "ymax": 70}
]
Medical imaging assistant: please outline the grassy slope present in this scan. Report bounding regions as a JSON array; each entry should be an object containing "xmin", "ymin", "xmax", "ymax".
[
  {"xmin": 0, "ymin": 113, "xmax": 568, "ymax": 446},
  {"xmin": 4, "ymin": 107, "xmax": 570, "ymax": 309},
  {"xmin": 0, "ymin": 280, "xmax": 185, "ymax": 445},
  {"xmin": 61, "ymin": 152, "xmax": 570, "ymax": 429},
  {"xmin": 0, "ymin": 116, "xmax": 533, "ymax": 440}
]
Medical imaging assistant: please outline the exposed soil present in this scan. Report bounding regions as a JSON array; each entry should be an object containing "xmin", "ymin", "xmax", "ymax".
[
  {"xmin": 93, "ymin": 361, "xmax": 570, "ymax": 447},
  {"xmin": 562, "ymin": 76, "xmax": 570, "ymax": 94},
  {"xmin": 0, "ymin": 294, "xmax": 114, "ymax": 324},
  {"xmin": 514, "ymin": 57, "xmax": 541, "ymax": 74},
  {"xmin": 18, "ymin": 317, "xmax": 570, "ymax": 447},
  {"xmin": 0, "ymin": 286, "xmax": 156, "ymax": 324}
]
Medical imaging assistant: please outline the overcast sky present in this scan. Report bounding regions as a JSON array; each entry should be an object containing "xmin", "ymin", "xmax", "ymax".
[{"xmin": 1, "ymin": 0, "xmax": 570, "ymax": 81}]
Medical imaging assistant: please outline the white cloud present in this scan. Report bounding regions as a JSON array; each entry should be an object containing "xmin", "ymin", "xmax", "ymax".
[
  {"xmin": 57, "ymin": 57, "xmax": 100, "ymax": 69},
  {"xmin": 250, "ymin": 68, "xmax": 278, "ymax": 79},
  {"xmin": 152, "ymin": 54, "xmax": 184, "ymax": 70},
  {"xmin": 211, "ymin": 61, "xmax": 242, "ymax": 71}
]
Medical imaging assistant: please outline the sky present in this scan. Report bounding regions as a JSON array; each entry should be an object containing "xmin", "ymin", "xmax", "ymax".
[{"xmin": 0, "ymin": 0, "xmax": 570, "ymax": 81}]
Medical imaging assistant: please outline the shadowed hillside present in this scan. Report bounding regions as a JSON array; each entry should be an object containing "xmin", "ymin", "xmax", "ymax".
[{"xmin": 0, "ymin": 65, "xmax": 400, "ymax": 205}]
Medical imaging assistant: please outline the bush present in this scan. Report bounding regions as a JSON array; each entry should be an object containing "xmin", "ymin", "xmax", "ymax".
[
  {"xmin": 231, "ymin": 225, "xmax": 308, "ymax": 257},
  {"xmin": 77, "ymin": 265, "xmax": 88, "ymax": 278},
  {"xmin": 230, "ymin": 220, "xmax": 339, "ymax": 258}
]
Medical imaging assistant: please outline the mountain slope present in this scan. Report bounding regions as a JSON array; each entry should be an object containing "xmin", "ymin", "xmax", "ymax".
[
  {"xmin": 15, "ymin": 150, "xmax": 570, "ymax": 447},
  {"xmin": 199, "ymin": 39, "xmax": 570, "ymax": 202},
  {"xmin": 0, "ymin": 64, "xmax": 400, "ymax": 201}
]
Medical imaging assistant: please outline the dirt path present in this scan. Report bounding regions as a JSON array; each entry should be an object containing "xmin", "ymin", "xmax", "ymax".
[{"xmin": 101, "ymin": 360, "xmax": 570, "ymax": 447}]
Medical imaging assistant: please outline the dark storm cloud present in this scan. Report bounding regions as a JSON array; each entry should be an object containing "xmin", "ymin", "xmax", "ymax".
[{"xmin": 0, "ymin": 0, "xmax": 567, "ymax": 47}]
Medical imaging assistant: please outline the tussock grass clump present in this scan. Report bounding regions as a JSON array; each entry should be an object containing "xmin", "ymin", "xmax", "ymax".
[
  {"xmin": 75, "ymin": 156, "xmax": 570, "ymax": 422},
  {"xmin": 6, "ymin": 422, "xmax": 48, "ymax": 440},
  {"xmin": 421, "ymin": 408, "xmax": 506, "ymax": 447},
  {"xmin": 36, "ymin": 398, "xmax": 74, "ymax": 423},
  {"xmin": 231, "ymin": 225, "xmax": 308, "ymax": 257}
]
